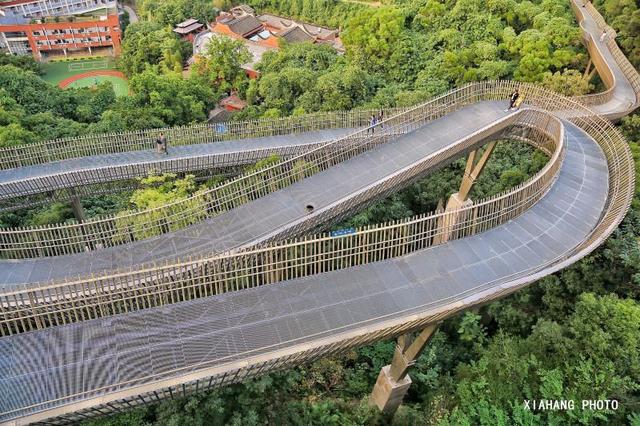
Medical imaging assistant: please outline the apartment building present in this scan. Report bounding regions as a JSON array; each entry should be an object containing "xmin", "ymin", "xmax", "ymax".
[{"xmin": 0, "ymin": 0, "xmax": 121, "ymax": 59}]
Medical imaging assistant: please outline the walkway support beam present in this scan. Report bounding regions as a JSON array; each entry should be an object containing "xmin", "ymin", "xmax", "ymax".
[
  {"xmin": 369, "ymin": 324, "xmax": 438, "ymax": 416},
  {"xmin": 434, "ymin": 142, "xmax": 497, "ymax": 244},
  {"xmin": 69, "ymin": 188, "xmax": 86, "ymax": 223},
  {"xmin": 583, "ymin": 58, "xmax": 593, "ymax": 80},
  {"xmin": 458, "ymin": 141, "xmax": 497, "ymax": 201}
]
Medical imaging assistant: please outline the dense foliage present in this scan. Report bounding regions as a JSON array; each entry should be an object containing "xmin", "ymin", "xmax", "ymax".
[
  {"xmin": 0, "ymin": 65, "xmax": 115, "ymax": 146},
  {"xmin": 137, "ymin": 0, "xmax": 219, "ymax": 26},
  {"xmin": 236, "ymin": 0, "xmax": 590, "ymax": 120},
  {"xmin": 246, "ymin": 0, "xmax": 368, "ymax": 28}
]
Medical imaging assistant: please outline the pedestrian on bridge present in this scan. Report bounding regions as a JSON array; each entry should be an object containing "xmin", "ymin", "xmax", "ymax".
[
  {"xmin": 506, "ymin": 88, "xmax": 520, "ymax": 111},
  {"xmin": 156, "ymin": 132, "xmax": 168, "ymax": 154},
  {"xmin": 368, "ymin": 114, "xmax": 378, "ymax": 134},
  {"xmin": 378, "ymin": 110, "xmax": 384, "ymax": 129},
  {"xmin": 600, "ymin": 29, "xmax": 608, "ymax": 42}
]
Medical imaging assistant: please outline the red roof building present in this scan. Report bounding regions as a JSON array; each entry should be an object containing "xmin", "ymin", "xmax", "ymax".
[
  {"xmin": 219, "ymin": 93, "xmax": 247, "ymax": 111},
  {"xmin": 0, "ymin": 0, "xmax": 121, "ymax": 59}
]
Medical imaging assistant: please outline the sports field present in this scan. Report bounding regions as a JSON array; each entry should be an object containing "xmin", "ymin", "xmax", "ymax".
[{"xmin": 42, "ymin": 57, "xmax": 129, "ymax": 97}]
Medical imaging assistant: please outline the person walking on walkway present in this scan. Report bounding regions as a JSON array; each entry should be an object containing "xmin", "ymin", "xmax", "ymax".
[
  {"xmin": 506, "ymin": 88, "xmax": 520, "ymax": 111},
  {"xmin": 600, "ymin": 29, "xmax": 608, "ymax": 42},
  {"xmin": 378, "ymin": 110, "xmax": 384, "ymax": 129},
  {"xmin": 156, "ymin": 132, "xmax": 168, "ymax": 154},
  {"xmin": 368, "ymin": 114, "xmax": 377, "ymax": 134}
]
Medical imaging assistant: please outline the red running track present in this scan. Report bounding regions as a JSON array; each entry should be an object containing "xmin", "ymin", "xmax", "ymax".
[{"xmin": 58, "ymin": 69, "xmax": 127, "ymax": 88}]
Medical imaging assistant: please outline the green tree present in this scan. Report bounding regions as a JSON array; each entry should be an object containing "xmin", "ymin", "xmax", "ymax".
[
  {"xmin": 118, "ymin": 22, "xmax": 190, "ymax": 76},
  {"xmin": 139, "ymin": 0, "xmax": 218, "ymax": 26},
  {"xmin": 0, "ymin": 55, "xmax": 44, "ymax": 74},
  {"xmin": 342, "ymin": 7, "xmax": 406, "ymax": 73},
  {"xmin": 0, "ymin": 123, "xmax": 37, "ymax": 147},
  {"xmin": 541, "ymin": 69, "xmax": 593, "ymax": 96},
  {"xmin": 127, "ymin": 67, "xmax": 212, "ymax": 126},
  {"xmin": 191, "ymin": 36, "xmax": 251, "ymax": 94}
]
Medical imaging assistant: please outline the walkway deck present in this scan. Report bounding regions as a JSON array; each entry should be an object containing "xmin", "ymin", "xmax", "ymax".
[
  {"xmin": 0, "ymin": 101, "xmax": 516, "ymax": 289},
  {"xmin": 0, "ymin": 0, "xmax": 637, "ymax": 423},
  {"xmin": 0, "ymin": 124, "xmax": 609, "ymax": 421},
  {"xmin": 0, "ymin": 128, "xmax": 356, "ymax": 200}
]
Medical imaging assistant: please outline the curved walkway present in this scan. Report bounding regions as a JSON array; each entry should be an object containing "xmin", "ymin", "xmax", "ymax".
[
  {"xmin": 0, "ymin": 102, "xmax": 515, "ymax": 287},
  {"xmin": 0, "ymin": 128, "xmax": 356, "ymax": 200},
  {"xmin": 0, "ymin": 123, "xmax": 607, "ymax": 422},
  {"xmin": 0, "ymin": 1, "xmax": 637, "ymax": 423},
  {"xmin": 0, "ymin": 0, "xmax": 632, "ymax": 203},
  {"xmin": 0, "ymin": 0, "xmax": 632, "ymax": 202}
]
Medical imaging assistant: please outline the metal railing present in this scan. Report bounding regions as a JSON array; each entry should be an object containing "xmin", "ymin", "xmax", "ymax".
[
  {"xmin": 1, "ymin": 2, "xmax": 638, "ymax": 422},
  {"xmin": 2, "ymin": 0, "xmax": 638, "ymax": 261},
  {"xmin": 0, "ymin": 86, "xmax": 485, "ymax": 259},
  {"xmin": 570, "ymin": 1, "xmax": 640, "ymax": 109},
  {"xmin": 0, "ymin": 86, "xmax": 568, "ymax": 335},
  {"xmin": 0, "ymin": 109, "xmax": 399, "ymax": 170}
]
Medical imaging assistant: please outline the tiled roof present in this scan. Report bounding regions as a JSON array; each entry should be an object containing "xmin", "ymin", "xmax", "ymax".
[
  {"xmin": 230, "ymin": 4, "xmax": 254, "ymax": 16},
  {"xmin": 277, "ymin": 26, "xmax": 313, "ymax": 43},
  {"xmin": 227, "ymin": 14, "xmax": 262, "ymax": 36},
  {"xmin": 174, "ymin": 21, "xmax": 203, "ymax": 34},
  {"xmin": 176, "ymin": 18, "xmax": 199, "ymax": 28}
]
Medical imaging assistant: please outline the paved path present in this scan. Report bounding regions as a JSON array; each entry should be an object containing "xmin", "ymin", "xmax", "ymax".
[
  {"xmin": 123, "ymin": 5, "xmax": 138, "ymax": 23},
  {"xmin": 573, "ymin": 4, "xmax": 637, "ymax": 118}
]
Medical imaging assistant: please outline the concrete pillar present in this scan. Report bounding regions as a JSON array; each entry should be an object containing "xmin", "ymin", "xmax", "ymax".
[
  {"xmin": 370, "ymin": 366, "xmax": 412, "ymax": 415},
  {"xmin": 369, "ymin": 324, "xmax": 438, "ymax": 416}
]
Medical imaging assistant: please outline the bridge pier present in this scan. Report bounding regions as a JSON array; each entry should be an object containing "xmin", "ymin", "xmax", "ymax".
[
  {"xmin": 369, "ymin": 324, "xmax": 438, "ymax": 416},
  {"xmin": 434, "ymin": 142, "xmax": 497, "ymax": 244},
  {"xmin": 69, "ymin": 188, "xmax": 86, "ymax": 223}
]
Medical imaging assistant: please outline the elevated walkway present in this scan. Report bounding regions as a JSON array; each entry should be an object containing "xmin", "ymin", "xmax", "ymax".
[
  {"xmin": 0, "ymin": 101, "xmax": 517, "ymax": 288},
  {"xmin": 0, "ymin": 128, "xmax": 356, "ymax": 200},
  {"xmin": 0, "ymin": 1, "xmax": 637, "ymax": 423},
  {"xmin": 0, "ymin": 123, "xmax": 609, "ymax": 422}
]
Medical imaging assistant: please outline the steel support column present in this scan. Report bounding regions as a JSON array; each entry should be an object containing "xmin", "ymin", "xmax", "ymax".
[
  {"xmin": 369, "ymin": 324, "xmax": 439, "ymax": 416},
  {"xmin": 583, "ymin": 58, "xmax": 593, "ymax": 80},
  {"xmin": 458, "ymin": 141, "xmax": 497, "ymax": 201}
]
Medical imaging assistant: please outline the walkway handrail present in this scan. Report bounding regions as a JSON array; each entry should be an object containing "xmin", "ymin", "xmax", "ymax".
[
  {"xmin": 571, "ymin": 1, "xmax": 640, "ymax": 109},
  {"xmin": 1, "ymin": 82, "xmax": 632, "ymax": 417},
  {"xmin": 0, "ymin": 93, "xmax": 567, "ymax": 335},
  {"xmin": 0, "ymin": 84, "xmax": 485, "ymax": 259},
  {"xmin": 0, "ymin": 108, "xmax": 402, "ymax": 170},
  {"xmin": 605, "ymin": 36, "xmax": 640, "ymax": 98},
  {"xmin": 2, "ymin": 0, "xmax": 639, "ymax": 260}
]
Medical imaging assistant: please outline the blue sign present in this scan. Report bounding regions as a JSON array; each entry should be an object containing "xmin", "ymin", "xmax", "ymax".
[
  {"xmin": 214, "ymin": 123, "xmax": 228, "ymax": 133},
  {"xmin": 330, "ymin": 227, "xmax": 356, "ymax": 238}
]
